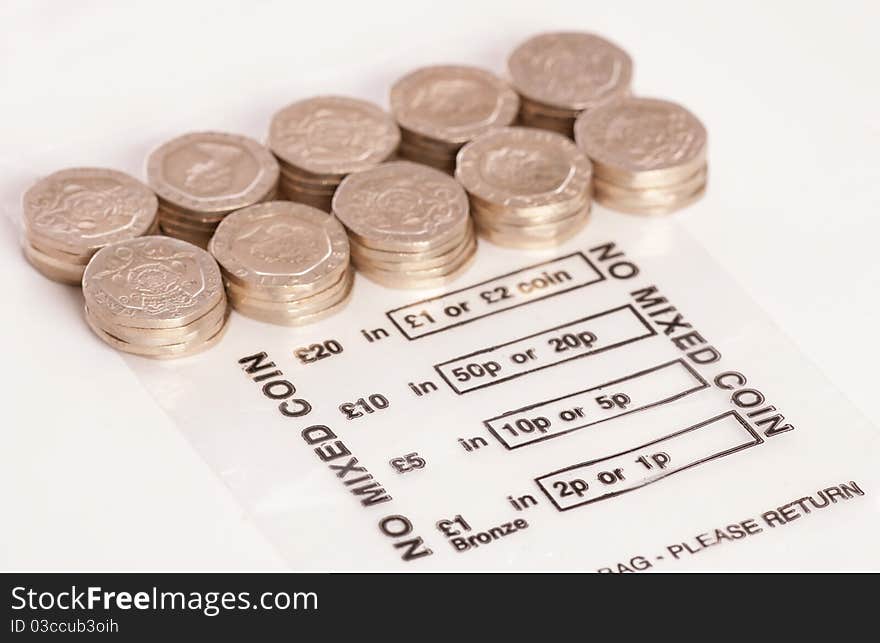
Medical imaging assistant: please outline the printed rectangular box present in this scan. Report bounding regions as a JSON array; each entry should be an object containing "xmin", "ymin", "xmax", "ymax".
[
  {"xmin": 535, "ymin": 412, "xmax": 762, "ymax": 511},
  {"xmin": 485, "ymin": 359, "xmax": 709, "ymax": 449},
  {"xmin": 387, "ymin": 253, "xmax": 604, "ymax": 340},
  {"xmin": 435, "ymin": 304, "xmax": 655, "ymax": 394}
]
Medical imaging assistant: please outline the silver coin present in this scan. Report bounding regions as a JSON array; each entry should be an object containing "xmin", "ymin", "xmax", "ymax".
[
  {"xmin": 348, "ymin": 220, "xmax": 474, "ymax": 265},
  {"xmin": 224, "ymin": 266, "xmax": 353, "ymax": 308},
  {"xmin": 86, "ymin": 298, "xmax": 228, "ymax": 347},
  {"xmin": 477, "ymin": 203, "xmax": 589, "ymax": 236},
  {"xmin": 358, "ymin": 239, "xmax": 477, "ymax": 289},
  {"xmin": 23, "ymin": 242, "xmax": 86, "ymax": 285},
  {"xmin": 593, "ymin": 165, "xmax": 708, "ymax": 205},
  {"xmin": 351, "ymin": 226, "xmax": 476, "ymax": 273},
  {"xmin": 391, "ymin": 65, "xmax": 519, "ymax": 146},
  {"xmin": 147, "ymin": 131, "xmax": 279, "ymax": 214},
  {"xmin": 593, "ymin": 179, "xmax": 707, "ymax": 215},
  {"xmin": 508, "ymin": 32, "xmax": 633, "ymax": 111},
  {"xmin": 574, "ymin": 97, "xmax": 707, "ymax": 187},
  {"xmin": 455, "ymin": 127, "xmax": 592, "ymax": 211},
  {"xmin": 231, "ymin": 275, "xmax": 354, "ymax": 326},
  {"xmin": 227, "ymin": 268, "xmax": 354, "ymax": 314},
  {"xmin": 209, "ymin": 200, "xmax": 349, "ymax": 291},
  {"xmin": 84, "ymin": 306, "xmax": 230, "ymax": 358},
  {"xmin": 269, "ymin": 96, "xmax": 400, "ymax": 177},
  {"xmin": 23, "ymin": 167, "xmax": 157, "ymax": 256},
  {"xmin": 476, "ymin": 208, "xmax": 590, "ymax": 248},
  {"xmin": 332, "ymin": 160, "xmax": 470, "ymax": 252},
  {"xmin": 83, "ymin": 235, "xmax": 225, "ymax": 329},
  {"xmin": 27, "ymin": 236, "xmax": 94, "ymax": 265}
]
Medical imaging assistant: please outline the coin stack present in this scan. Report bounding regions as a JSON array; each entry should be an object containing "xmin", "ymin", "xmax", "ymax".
[
  {"xmin": 268, "ymin": 96, "xmax": 400, "ymax": 212},
  {"xmin": 21, "ymin": 168, "xmax": 159, "ymax": 285},
  {"xmin": 390, "ymin": 65, "xmax": 519, "ymax": 173},
  {"xmin": 455, "ymin": 127, "xmax": 592, "ymax": 248},
  {"xmin": 507, "ymin": 32, "xmax": 633, "ymax": 137},
  {"xmin": 82, "ymin": 236, "xmax": 229, "ymax": 358},
  {"xmin": 574, "ymin": 97, "xmax": 708, "ymax": 214},
  {"xmin": 146, "ymin": 131, "xmax": 279, "ymax": 248},
  {"xmin": 332, "ymin": 161, "xmax": 475, "ymax": 288},
  {"xmin": 209, "ymin": 201, "xmax": 354, "ymax": 325}
]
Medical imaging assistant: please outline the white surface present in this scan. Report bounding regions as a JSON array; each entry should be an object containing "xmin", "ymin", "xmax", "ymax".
[{"xmin": 1, "ymin": 0, "xmax": 878, "ymax": 570}]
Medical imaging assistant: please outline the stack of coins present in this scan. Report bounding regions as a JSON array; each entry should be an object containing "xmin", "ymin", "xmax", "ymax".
[
  {"xmin": 574, "ymin": 97, "xmax": 708, "ymax": 214},
  {"xmin": 455, "ymin": 127, "xmax": 592, "ymax": 248},
  {"xmin": 332, "ymin": 161, "xmax": 475, "ymax": 288},
  {"xmin": 209, "ymin": 201, "xmax": 353, "ymax": 325},
  {"xmin": 268, "ymin": 96, "xmax": 400, "ymax": 212},
  {"xmin": 507, "ymin": 32, "xmax": 633, "ymax": 137},
  {"xmin": 21, "ymin": 168, "xmax": 158, "ymax": 285},
  {"xmin": 390, "ymin": 65, "xmax": 519, "ymax": 173},
  {"xmin": 147, "ymin": 131, "xmax": 279, "ymax": 248},
  {"xmin": 82, "ymin": 236, "xmax": 229, "ymax": 358}
]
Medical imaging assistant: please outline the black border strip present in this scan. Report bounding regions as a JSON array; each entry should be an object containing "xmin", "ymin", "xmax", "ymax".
[
  {"xmin": 485, "ymin": 359, "xmax": 710, "ymax": 449},
  {"xmin": 386, "ymin": 252, "xmax": 605, "ymax": 340},
  {"xmin": 535, "ymin": 411, "xmax": 763, "ymax": 511},
  {"xmin": 434, "ymin": 304, "xmax": 656, "ymax": 394}
]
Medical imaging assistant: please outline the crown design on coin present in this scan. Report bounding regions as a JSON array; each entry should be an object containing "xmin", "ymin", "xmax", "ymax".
[
  {"xmin": 182, "ymin": 143, "xmax": 245, "ymax": 194},
  {"xmin": 575, "ymin": 98, "xmax": 707, "ymax": 174},
  {"xmin": 483, "ymin": 147, "xmax": 571, "ymax": 194},
  {"xmin": 530, "ymin": 45, "xmax": 624, "ymax": 101},
  {"xmin": 390, "ymin": 66, "xmax": 519, "ymax": 148},
  {"xmin": 147, "ymin": 132, "xmax": 278, "ymax": 214},
  {"xmin": 243, "ymin": 222, "xmax": 330, "ymax": 271},
  {"xmin": 209, "ymin": 201, "xmax": 348, "ymax": 288},
  {"xmin": 604, "ymin": 111, "xmax": 701, "ymax": 168},
  {"xmin": 409, "ymin": 79, "xmax": 497, "ymax": 126}
]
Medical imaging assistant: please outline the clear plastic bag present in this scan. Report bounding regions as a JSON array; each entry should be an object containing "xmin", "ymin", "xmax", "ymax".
[{"xmin": 125, "ymin": 211, "xmax": 880, "ymax": 570}]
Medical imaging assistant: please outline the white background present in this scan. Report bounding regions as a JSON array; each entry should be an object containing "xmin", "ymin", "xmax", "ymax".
[{"xmin": 1, "ymin": 0, "xmax": 878, "ymax": 570}]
